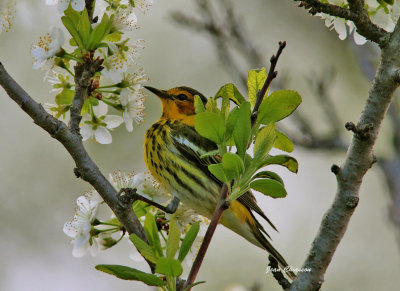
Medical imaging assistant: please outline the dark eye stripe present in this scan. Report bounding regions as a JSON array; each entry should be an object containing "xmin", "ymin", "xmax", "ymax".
[{"xmin": 176, "ymin": 94, "xmax": 188, "ymax": 101}]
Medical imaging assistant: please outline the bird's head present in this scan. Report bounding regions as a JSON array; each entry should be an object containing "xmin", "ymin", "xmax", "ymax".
[{"xmin": 145, "ymin": 86, "xmax": 208, "ymax": 125}]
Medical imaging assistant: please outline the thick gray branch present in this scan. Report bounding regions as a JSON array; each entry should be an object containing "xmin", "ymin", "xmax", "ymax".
[
  {"xmin": 0, "ymin": 62, "xmax": 151, "ymax": 268},
  {"xmin": 289, "ymin": 19, "xmax": 400, "ymax": 291}
]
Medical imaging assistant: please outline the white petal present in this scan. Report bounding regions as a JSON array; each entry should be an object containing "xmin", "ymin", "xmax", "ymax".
[
  {"xmin": 334, "ymin": 18, "xmax": 347, "ymax": 40},
  {"xmin": 120, "ymin": 88, "xmax": 130, "ymax": 106},
  {"xmin": 94, "ymin": 127, "xmax": 112, "ymax": 144},
  {"xmin": 104, "ymin": 115, "xmax": 123, "ymax": 129},
  {"xmin": 72, "ymin": 241, "xmax": 89, "ymax": 257},
  {"xmin": 353, "ymin": 31, "xmax": 367, "ymax": 45},
  {"xmin": 71, "ymin": 0, "xmax": 85, "ymax": 11},
  {"xmin": 93, "ymin": 101, "xmax": 108, "ymax": 117},
  {"xmin": 57, "ymin": 0, "xmax": 70, "ymax": 13},
  {"xmin": 63, "ymin": 221, "xmax": 78, "ymax": 237},
  {"xmin": 76, "ymin": 195, "xmax": 91, "ymax": 211},
  {"xmin": 123, "ymin": 110, "xmax": 133, "ymax": 132},
  {"xmin": 80, "ymin": 124, "xmax": 93, "ymax": 140}
]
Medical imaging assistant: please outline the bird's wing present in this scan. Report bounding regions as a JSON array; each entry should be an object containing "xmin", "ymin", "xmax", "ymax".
[{"xmin": 170, "ymin": 122, "xmax": 277, "ymax": 232}]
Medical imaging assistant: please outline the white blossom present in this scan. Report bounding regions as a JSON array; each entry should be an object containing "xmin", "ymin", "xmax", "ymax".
[
  {"xmin": 102, "ymin": 40, "xmax": 144, "ymax": 83},
  {"xmin": 80, "ymin": 101, "xmax": 123, "ymax": 144},
  {"xmin": 0, "ymin": 0, "xmax": 15, "ymax": 35},
  {"xmin": 132, "ymin": 172, "xmax": 172, "ymax": 205},
  {"xmin": 109, "ymin": 170, "xmax": 136, "ymax": 191},
  {"xmin": 32, "ymin": 27, "xmax": 64, "ymax": 69},
  {"xmin": 112, "ymin": 6, "xmax": 138, "ymax": 32},
  {"xmin": 63, "ymin": 190, "xmax": 101, "ymax": 257},
  {"xmin": 315, "ymin": 0, "xmax": 400, "ymax": 45},
  {"xmin": 46, "ymin": 0, "xmax": 85, "ymax": 13}
]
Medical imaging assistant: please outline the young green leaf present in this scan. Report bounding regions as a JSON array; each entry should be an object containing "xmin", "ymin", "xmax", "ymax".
[
  {"xmin": 250, "ymin": 178, "xmax": 287, "ymax": 198},
  {"xmin": 258, "ymin": 155, "xmax": 298, "ymax": 173},
  {"xmin": 208, "ymin": 163, "xmax": 230, "ymax": 183},
  {"xmin": 178, "ymin": 222, "xmax": 200, "ymax": 262},
  {"xmin": 252, "ymin": 171, "xmax": 284, "ymax": 185},
  {"xmin": 233, "ymin": 102, "xmax": 251, "ymax": 158},
  {"xmin": 129, "ymin": 234, "xmax": 159, "ymax": 264},
  {"xmin": 55, "ymin": 89, "xmax": 74, "ymax": 105},
  {"xmin": 155, "ymin": 258, "xmax": 183, "ymax": 277},
  {"xmin": 205, "ymin": 97, "xmax": 219, "ymax": 113},
  {"xmin": 225, "ymin": 107, "xmax": 239, "ymax": 140},
  {"xmin": 77, "ymin": 9, "xmax": 91, "ymax": 49},
  {"xmin": 132, "ymin": 200, "xmax": 150, "ymax": 218},
  {"xmin": 274, "ymin": 130, "xmax": 294, "ymax": 153},
  {"xmin": 104, "ymin": 31, "xmax": 122, "ymax": 42},
  {"xmin": 257, "ymin": 90, "xmax": 301, "ymax": 125},
  {"xmin": 95, "ymin": 265, "xmax": 166, "ymax": 286},
  {"xmin": 253, "ymin": 123, "xmax": 276, "ymax": 160},
  {"xmin": 247, "ymin": 68, "xmax": 267, "ymax": 108},
  {"xmin": 61, "ymin": 16, "xmax": 84, "ymax": 49},
  {"xmin": 194, "ymin": 95, "xmax": 206, "ymax": 113},
  {"xmin": 195, "ymin": 112, "xmax": 226, "ymax": 144},
  {"xmin": 87, "ymin": 13, "xmax": 113, "ymax": 50},
  {"xmin": 144, "ymin": 213, "xmax": 163, "ymax": 258},
  {"xmin": 222, "ymin": 152, "xmax": 245, "ymax": 177},
  {"xmin": 215, "ymin": 83, "xmax": 246, "ymax": 105},
  {"xmin": 166, "ymin": 219, "xmax": 180, "ymax": 259}
]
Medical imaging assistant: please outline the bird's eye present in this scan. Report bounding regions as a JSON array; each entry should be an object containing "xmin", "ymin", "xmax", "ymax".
[{"xmin": 176, "ymin": 94, "xmax": 188, "ymax": 101}]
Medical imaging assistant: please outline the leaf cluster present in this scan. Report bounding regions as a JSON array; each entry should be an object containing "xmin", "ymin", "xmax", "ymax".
[{"xmin": 194, "ymin": 69, "xmax": 301, "ymax": 201}]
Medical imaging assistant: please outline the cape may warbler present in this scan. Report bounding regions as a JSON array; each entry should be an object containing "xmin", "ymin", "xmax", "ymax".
[{"xmin": 144, "ymin": 86, "xmax": 294, "ymax": 279}]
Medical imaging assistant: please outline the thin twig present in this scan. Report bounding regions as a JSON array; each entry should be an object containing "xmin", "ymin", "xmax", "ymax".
[
  {"xmin": 183, "ymin": 184, "xmax": 229, "ymax": 290},
  {"xmin": 252, "ymin": 41, "xmax": 286, "ymax": 115},
  {"xmin": 268, "ymin": 255, "xmax": 291, "ymax": 290}
]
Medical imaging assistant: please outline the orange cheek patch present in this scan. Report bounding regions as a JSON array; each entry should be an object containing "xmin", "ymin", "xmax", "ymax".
[{"xmin": 176, "ymin": 101, "xmax": 195, "ymax": 115}]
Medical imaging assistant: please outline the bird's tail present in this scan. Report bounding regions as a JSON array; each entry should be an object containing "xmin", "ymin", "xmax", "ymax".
[{"xmin": 221, "ymin": 201, "xmax": 296, "ymax": 280}]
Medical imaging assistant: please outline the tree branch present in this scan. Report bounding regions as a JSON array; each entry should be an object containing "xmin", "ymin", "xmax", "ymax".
[
  {"xmin": 295, "ymin": 0, "xmax": 389, "ymax": 46},
  {"xmin": 288, "ymin": 18, "xmax": 400, "ymax": 291},
  {"xmin": 0, "ymin": 61, "xmax": 153, "ymax": 270}
]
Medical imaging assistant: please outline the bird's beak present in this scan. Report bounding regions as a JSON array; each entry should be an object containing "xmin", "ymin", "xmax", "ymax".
[{"xmin": 144, "ymin": 86, "xmax": 172, "ymax": 100}]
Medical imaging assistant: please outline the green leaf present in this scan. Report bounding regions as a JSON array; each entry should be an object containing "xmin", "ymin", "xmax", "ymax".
[
  {"xmin": 166, "ymin": 219, "xmax": 180, "ymax": 259},
  {"xmin": 252, "ymin": 171, "xmax": 284, "ymax": 185},
  {"xmin": 258, "ymin": 155, "xmax": 298, "ymax": 173},
  {"xmin": 155, "ymin": 258, "xmax": 183, "ymax": 277},
  {"xmin": 222, "ymin": 152, "xmax": 245, "ymax": 178},
  {"xmin": 132, "ymin": 200, "xmax": 150, "ymax": 218},
  {"xmin": 226, "ymin": 107, "xmax": 239, "ymax": 139},
  {"xmin": 178, "ymin": 222, "xmax": 200, "ymax": 262},
  {"xmin": 215, "ymin": 83, "xmax": 246, "ymax": 105},
  {"xmin": 274, "ymin": 130, "xmax": 294, "ymax": 153},
  {"xmin": 55, "ymin": 89, "xmax": 74, "ymax": 105},
  {"xmin": 129, "ymin": 234, "xmax": 159, "ymax": 264},
  {"xmin": 69, "ymin": 37, "xmax": 78, "ymax": 46},
  {"xmin": 205, "ymin": 97, "xmax": 219, "ymax": 113},
  {"xmin": 250, "ymin": 178, "xmax": 287, "ymax": 198},
  {"xmin": 233, "ymin": 102, "xmax": 251, "ymax": 158},
  {"xmin": 194, "ymin": 95, "xmax": 205, "ymax": 113},
  {"xmin": 104, "ymin": 31, "xmax": 122, "ymax": 42},
  {"xmin": 77, "ymin": 9, "xmax": 91, "ymax": 49},
  {"xmin": 87, "ymin": 13, "xmax": 113, "ymax": 50},
  {"xmin": 254, "ymin": 123, "xmax": 276, "ymax": 160},
  {"xmin": 208, "ymin": 164, "xmax": 230, "ymax": 183},
  {"xmin": 247, "ymin": 68, "xmax": 267, "ymax": 108},
  {"xmin": 144, "ymin": 213, "xmax": 163, "ymax": 258},
  {"xmin": 95, "ymin": 265, "xmax": 166, "ymax": 286},
  {"xmin": 62, "ymin": 15, "xmax": 84, "ymax": 49},
  {"xmin": 195, "ymin": 112, "xmax": 226, "ymax": 144},
  {"xmin": 257, "ymin": 90, "xmax": 301, "ymax": 125},
  {"xmin": 383, "ymin": 0, "xmax": 394, "ymax": 5}
]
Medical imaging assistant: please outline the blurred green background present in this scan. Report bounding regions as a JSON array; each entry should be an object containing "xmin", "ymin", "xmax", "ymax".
[{"xmin": 0, "ymin": 0, "xmax": 399, "ymax": 290}]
